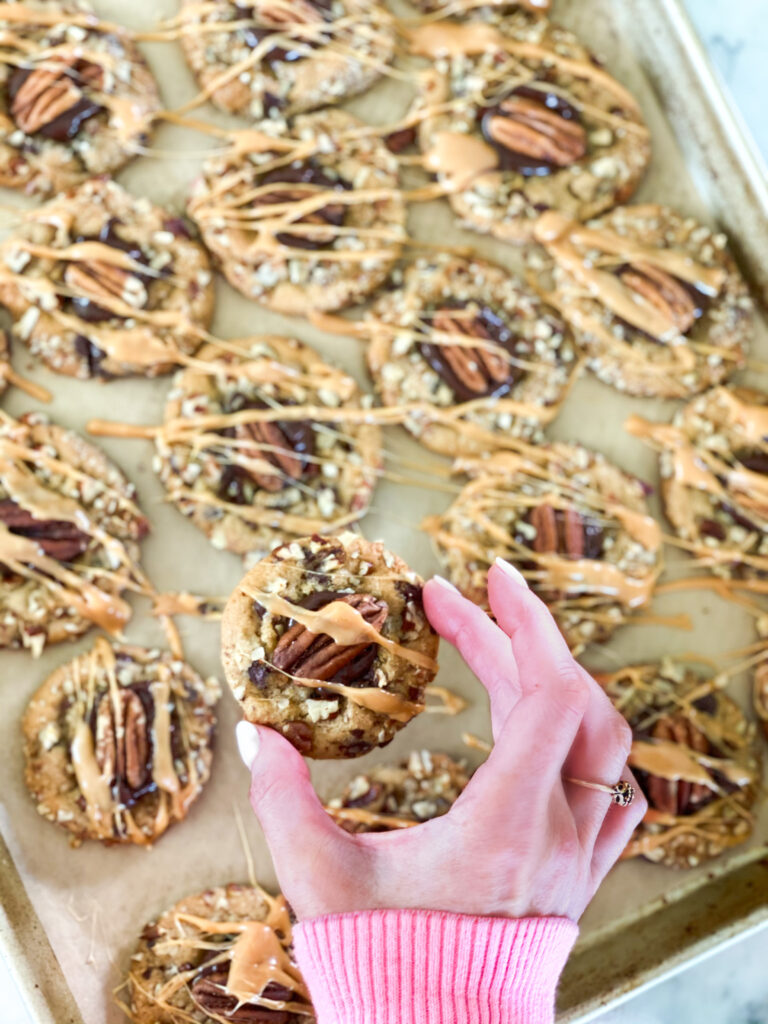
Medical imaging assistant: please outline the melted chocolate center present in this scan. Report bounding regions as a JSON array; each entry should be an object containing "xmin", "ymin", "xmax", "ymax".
[
  {"xmin": 235, "ymin": 0, "xmax": 334, "ymax": 67},
  {"xmin": 256, "ymin": 160, "xmax": 349, "ymax": 250}
]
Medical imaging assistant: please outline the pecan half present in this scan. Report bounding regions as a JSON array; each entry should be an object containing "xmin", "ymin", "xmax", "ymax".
[
  {"xmin": 0, "ymin": 498, "xmax": 90, "ymax": 561},
  {"xmin": 420, "ymin": 303, "xmax": 519, "ymax": 402},
  {"xmin": 646, "ymin": 714, "xmax": 712, "ymax": 816},
  {"xmin": 64, "ymin": 261, "xmax": 148, "ymax": 313},
  {"xmin": 255, "ymin": 162, "xmax": 348, "ymax": 250},
  {"xmin": 222, "ymin": 394, "xmax": 317, "ymax": 495},
  {"xmin": 260, "ymin": 0, "xmax": 329, "ymax": 27},
  {"xmin": 8, "ymin": 59, "xmax": 104, "ymax": 141},
  {"xmin": 620, "ymin": 262, "xmax": 699, "ymax": 334},
  {"xmin": 273, "ymin": 592, "xmax": 388, "ymax": 682},
  {"xmin": 94, "ymin": 689, "xmax": 150, "ymax": 796},
  {"xmin": 480, "ymin": 88, "xmax": 586, "ymax": 175},
  {"xmin": 529, "ymin": 504, "xmax": 603, "ymax": 560},
  {"xmin": 237, "ymin": 419, "xmax": 307, "ymax": 493},
  {"xmin": 191, "ymin": 965, "xmax": 292, "ymax": 1023}
]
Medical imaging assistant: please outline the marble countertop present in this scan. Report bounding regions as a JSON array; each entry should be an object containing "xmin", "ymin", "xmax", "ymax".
[{"xmin": 3, "ymin": 1, "xmax": 768, "ymax": 1022}]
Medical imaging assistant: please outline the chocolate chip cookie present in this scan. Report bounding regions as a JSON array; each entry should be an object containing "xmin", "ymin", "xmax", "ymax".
[
  {"xmin": 22, "ymin": 638, "xmax": 220, "ymax": 847},
  {"xmin": 424, "ymin": 446, "xmax": 662, "ymax": 652},
  {"xmin": 187, "ymin": 109, "xmax": 405, "ymax": 315},
  {"xmin": 221, "ymin": 532, "xmax": 439, "ymax": 759},
  {"xmin": 0, "ymin": 411, "xmax": 149, "ymax": 654},
  {"xmin": 326, "ymin": 749, "xmax": 469, "ymax": 832},
  {"xmin": 366, "ymin": 254, "xmax": 576, "ymax": 455},
  {"xmin": 155, "ymin": 335, "xmax": 381, "ymax": 558},
  {"xmin": 0, "ymin": 0, "xmax": 161, "ymax": 196},
  {"xmin": 127, "ymin": 882, "xmax": 313, "ymax": 1024},
  {"xmin": 533, "ymin": 206, "xmax": 753, "ymax": 397},
  {"xmin": 178, "ymin": 0, "xmax": 394, "ymax": 118},
  {"xmin": 409, "ymin": 15, "xmax": 650, "ymax": 244},
  {"xmin": 628, "ymin": 387, "xmax": 768, "ymax": 579},
  {"xmin": 0, "ymin": 177, "xmax": 214, "ymax": 379},
  {"xmin": 598, "ymin": 661, "xmax": 759, "ymax": 868}
]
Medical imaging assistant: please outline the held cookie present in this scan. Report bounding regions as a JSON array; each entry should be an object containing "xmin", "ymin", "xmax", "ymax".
[
  {"xmin": 0, "ymin": 0, "xmax": 161, "ymax": 196},
  {"xmin": 187, "ymin": 109, "xmax": 405, "ymax": 315},
  {"xmin": 0, "ymin": 178, "xmax": 214, "ymax": 379},
  {"xmin": 0, "ymin": 411, "xmax": 149, "ymax": 654},
  {"xmin": 409, "ymin": 16, "xmax": 650, "ymax": 244},
  {"xmin": 221, "ymin": 533, "xmax": 439, "ymax": 759},
  {"xmin": 627, "ymin": 387, "xmax": 768, "ymax": 580},
  {"xmin": 533, "ymin": 206, "xmax": 752, "ymax": 397},
  {"xmin": 127, "ymin": 883, "xmax": 314, "ymax": 1023},
  {"xmin": 365, "ymin": 254, "xmax": 576, "ymax": 455},
  {"xmin": 598, "ymin": 661, "xmax": 759, "ymax": 868},
  {"xmin": 424, "ymin": 446, "xmax": 661, "ymax": 652},
  {"xmin": 22, "ymin": 638, "xmax": 220, "ymax": 847},
  {"xmin": 178, "ymin": 0, "xmax": 395, "ymax": 118},
  {"xmin": 155, "ymin": 335, "xmax": 381, "ymax": 558},
  {"xmin": 326, "ymin": 749, "xmax": 469, "ymax": 833}
]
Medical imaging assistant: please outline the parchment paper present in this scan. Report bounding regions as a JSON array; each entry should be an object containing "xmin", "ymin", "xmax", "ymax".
[{"xmin": 1, "ymin": 1, "xmax": 767, "ymax": 1021}]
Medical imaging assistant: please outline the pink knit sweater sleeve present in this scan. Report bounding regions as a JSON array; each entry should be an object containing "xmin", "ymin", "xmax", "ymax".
[{"xmin": 293, "ymin": 910, "xmax": 578, "ymax": 1024}]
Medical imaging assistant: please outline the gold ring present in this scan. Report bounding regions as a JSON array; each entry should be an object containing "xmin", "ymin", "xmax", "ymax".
[{"xmin": 565, "ymin": 777, "xmax": 635, "ymax": 807}]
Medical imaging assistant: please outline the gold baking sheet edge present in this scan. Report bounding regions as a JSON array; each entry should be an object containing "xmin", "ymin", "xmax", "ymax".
[{"xmin": 2, "ymin": 2, "xmax": 768, "ymax": 1023}]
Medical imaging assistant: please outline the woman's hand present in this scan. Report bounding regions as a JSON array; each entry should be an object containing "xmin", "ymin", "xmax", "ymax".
[{"xmin": 236, "ymin": 559, "xmax": 647, "ymax": 923}]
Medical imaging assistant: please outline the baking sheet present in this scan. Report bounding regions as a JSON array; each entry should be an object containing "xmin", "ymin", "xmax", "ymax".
[{"xmin": 1, "ymin": 0, "xmax": 768, "ymax": 1021}]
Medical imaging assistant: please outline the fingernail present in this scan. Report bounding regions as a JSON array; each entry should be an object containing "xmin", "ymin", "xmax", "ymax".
[
  {"xmin": 432, "ymin": 574, "xmax": 460, "ymax": 594},
  {"xmin": 236, "ymin": 720, "xmax": 261, "ymax": 770},
  {"xmin": 493, "ymin": 557, "xmax": 529, "ymax": 588}
]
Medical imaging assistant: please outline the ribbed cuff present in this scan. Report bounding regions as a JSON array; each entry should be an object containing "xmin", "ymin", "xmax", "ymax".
[{"xmin": 294, "ymin": 910, "xmax": 578, "ymax": 1024}]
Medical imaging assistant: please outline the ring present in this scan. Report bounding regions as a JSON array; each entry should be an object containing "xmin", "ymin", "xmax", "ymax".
[{"xmin": 565, "ymin": 777, "xmax": 635, "ymax": 807}]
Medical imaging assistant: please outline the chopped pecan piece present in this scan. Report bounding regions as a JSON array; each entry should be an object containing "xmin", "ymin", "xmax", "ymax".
[
  {"xmin": 480, "ymin": 87, "xmax": 586, "ymax": 175},
  {"xmin": 646, "ymin": 714, "xmax": 712, "ymax": 816},
  {"xmin": 0, "ymin": 498, "xmax": 90, "ymax": 561},
  {"xmin": 191, "ymin": 965, "xmax": 292, "ymax": 1023},
  {"xmin": 273, "ymin": 592, "xmax": 388, "ymax": 682},
  {"xmin": 620, "ymin": 262, "xmax": 699, "ymax": 334},
  {"xmin": 8, "ymin": 59, "xmax": 104, "ymax": 141},
  {"xmin": 529, "ymin": 504, "xmax": 602, "ymax": 559},
  {"xmin": 94, "ymin": 689, "xmax": 151, "ymax": 798}
]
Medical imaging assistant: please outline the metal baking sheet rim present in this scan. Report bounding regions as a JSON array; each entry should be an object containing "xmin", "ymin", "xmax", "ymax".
[{"xmin": 2, "ymin": 2, "xmax": 768, "ymax": 1022}]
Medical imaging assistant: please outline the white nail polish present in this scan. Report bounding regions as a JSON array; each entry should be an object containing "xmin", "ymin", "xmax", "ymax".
[
  {"xmin": 494, "ymin": 557, "xmax": 529, "ymax": 588},
  {"xmin": 433, "ymin": 575, "xmax": 460, "ymax": 594},
  {"xmin": 236, "ymin": 720, "xmax": 260, "ymax": 770}
]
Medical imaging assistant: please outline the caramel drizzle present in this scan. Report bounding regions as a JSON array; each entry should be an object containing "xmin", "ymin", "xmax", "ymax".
[
  {"xmin": 0, "ymin": 8, "xmax": 158, "ymax": 146},
  {"xmin": 423, "ymin": 447, "xmax": 660, "ymax": 613},
  {"xmin": 67, "ymin": 638, "xmax": 203, "ymax": 843},
  {"xmin": 533, "ymin": 211, "xmax": 726, "ymax": 346},
  {"xmin": 151, "ymin": 591, "xmax": 226, "ymax": 620},
  {"xmin": 145, "ymin": 892, "xmax": 312, "ymax": 1016},
  {"xmin": 245, "ymin": 584, "xmax": 437, "ymax": 672},
  {"xmin": 627, "ymin": 403, "xmax": 768, "ymax": 565},
  {"xmin": 162, "ymin": 2, "xmax": 398, "ymax": 118},
  {"xmin": 0, "ymin": 421, "xmax": 149, "ymax": 634}
]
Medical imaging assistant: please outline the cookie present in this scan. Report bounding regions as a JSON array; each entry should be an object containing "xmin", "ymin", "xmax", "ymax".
[
  {"xmin": 598, "ymin": 661, "xmax": 759, "ymax": 868},
  {"xmin": 628, "ymin": 387, "xmax": 768, "ymax": 580},
  {"xmin": 0, "ymin": 0, "xmax": 161, "ymax": 196},
  {"xmin": 155, "ymin": 335, "xmax": 381, "ymax": 558},
  {"xmin": 221, "ymin": 532, "xmax": 439, "ymax": 759},
  {"xmin": 424, "ymin": 446, "xmax": 661, "ymax": 652},
  {"xmin": 533, "ymin": 206, "xmax": 752, "ymax": 397},
  {"xmin": 178, "ymin": 0, "xmax": 395, "ymax": 118},
  {"xmin": 409, "ymin": 15, "xmax": 650, "ymax": 244},
  {"xmin": 0, "ymin": 411, "xmax": 149, "ymax": 654},
  {"xmin": 187, "ymin": 109, "xmax": 405, "ymax": 315},
  {"xmin": 0, "ymin": 178, "xmax": 214, "ymax": 379},
  {"xmin": 22, "ymin": 638, "xmax": 220, "ymax": 847},
  {"xmin": 127, "ymin": 882, "xmax": 314, "ymax": 1023},
  {"xmin": 326, "ymin": 749, "xmax": 469, "ymax": 832},
  {"xmin": 365, "ymin": 254, "xmax": 576, "ymax": 455}
]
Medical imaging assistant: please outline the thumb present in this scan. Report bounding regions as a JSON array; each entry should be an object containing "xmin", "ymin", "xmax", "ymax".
[{"xmin": 236, "ymin": 721, "xmax": 347, "ymax": 870}]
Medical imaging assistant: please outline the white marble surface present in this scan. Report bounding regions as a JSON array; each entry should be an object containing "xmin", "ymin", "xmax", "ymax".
[{"xmin": 3, "ymin": 1, "xmax": 768, "ymax": 1022}]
